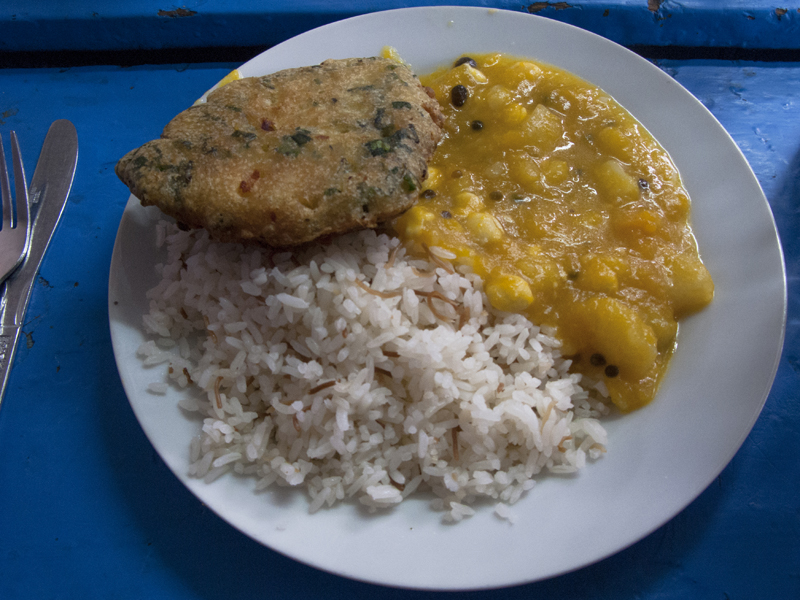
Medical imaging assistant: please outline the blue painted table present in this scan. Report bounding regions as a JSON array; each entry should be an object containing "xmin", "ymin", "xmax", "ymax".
[
  {"xmin": 2, "ymin": 0, "xmax": 800, "ymax": 52},
  {"xmin": 0, "ymin": 9, "xmax": 799, "ymax": 600}
]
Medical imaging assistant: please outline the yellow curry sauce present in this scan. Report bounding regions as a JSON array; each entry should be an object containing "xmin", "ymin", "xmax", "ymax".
[{"xmin": 392, "ymin": 54, "xmax": 714, "ymax": 411}]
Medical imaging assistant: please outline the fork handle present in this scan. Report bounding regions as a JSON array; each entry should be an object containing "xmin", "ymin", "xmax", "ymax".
[{"xmin": 0, "ymin": 326, "xmax": 22, "ymax": 410}]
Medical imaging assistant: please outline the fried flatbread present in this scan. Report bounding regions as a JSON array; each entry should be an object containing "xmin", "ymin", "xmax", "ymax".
[{"xmin": 115, "ymin": 57, "xmax": 444, "ymax": 247}]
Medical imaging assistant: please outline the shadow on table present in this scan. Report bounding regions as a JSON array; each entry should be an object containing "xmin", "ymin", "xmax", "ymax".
[{"xmin": 769, "ymin": 144, "xmax": 800, "ymax": 362}]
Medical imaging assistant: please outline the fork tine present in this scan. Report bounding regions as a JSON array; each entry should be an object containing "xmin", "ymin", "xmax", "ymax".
[
  {"xmin": 0, "ymin": 134, "xmax": 11, "ymax": 230},
  {"xmin": 9, "ymin": 131, "xmax": 29, "ymax": 231}
]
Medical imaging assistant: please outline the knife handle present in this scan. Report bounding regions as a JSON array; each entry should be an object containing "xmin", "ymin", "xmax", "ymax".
[
  {"xmin": 0, "ymin": 267, "xmax": 36, "ymax": 329},
  {"xmin": 0, "ymin": 326, "xmax": 22, "ymax": 409}
]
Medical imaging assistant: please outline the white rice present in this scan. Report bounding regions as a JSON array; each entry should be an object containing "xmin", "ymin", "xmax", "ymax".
[{"xmin": 138, "ymin": 221, "xmax": 610, "ymax": 522}]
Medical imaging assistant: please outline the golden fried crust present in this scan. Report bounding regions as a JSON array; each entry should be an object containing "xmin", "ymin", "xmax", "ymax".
[{"xmin": 115, "ymin": 57, "xmax": 444, "ymax": 247}]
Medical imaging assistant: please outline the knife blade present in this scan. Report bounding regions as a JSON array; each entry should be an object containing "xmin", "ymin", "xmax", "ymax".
[{"xmin": 0, "ymin": 120, "xmax": 78, "ymax": 407}]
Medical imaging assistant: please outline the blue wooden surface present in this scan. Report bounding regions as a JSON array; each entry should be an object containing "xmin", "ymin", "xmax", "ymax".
[
  {"xmin": 2, "ymin": 1, "xmax": 800, "ymax": 52},
  {"xmin": 0, "ymin": 57, "xmax": 798, "ymax": 598}
]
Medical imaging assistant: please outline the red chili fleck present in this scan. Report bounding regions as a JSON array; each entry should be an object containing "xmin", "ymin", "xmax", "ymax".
[
  {"xmin": 239, "ymin": 180, "xmax": 252, "ymax": 193},
  {"xmin": 261, "ymin": 119, "xmax": 275, "ymax": 131}
]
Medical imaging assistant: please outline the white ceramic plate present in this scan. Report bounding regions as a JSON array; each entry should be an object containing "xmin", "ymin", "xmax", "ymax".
[{"xmin": 108, "ymin": 6, "xmax": 786, "ymax": 590}]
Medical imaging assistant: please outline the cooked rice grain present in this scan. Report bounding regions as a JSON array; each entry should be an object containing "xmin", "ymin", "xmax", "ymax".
[{"xmin": 140, "ymin": 223, "xmax": 609, "ymax": 522}]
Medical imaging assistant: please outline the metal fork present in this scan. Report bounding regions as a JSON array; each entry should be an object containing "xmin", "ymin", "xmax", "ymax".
[{"xmin": 0, "ymin": 132, "xmax": 30, "ymax": 285}]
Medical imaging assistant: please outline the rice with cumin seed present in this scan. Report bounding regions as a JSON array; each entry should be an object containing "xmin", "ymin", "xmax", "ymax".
[{"xmin": 138, "ymin": 221, "xmax": 610, "ymax": 523}]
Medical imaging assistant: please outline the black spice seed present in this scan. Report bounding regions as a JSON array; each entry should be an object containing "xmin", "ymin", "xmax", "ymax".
[
  {"xmin": 590, "ymin": 353, "xmax": 606, "ymax": 367},
  {"xmin": 454, "ymin": 56, "xmax": 478, "ymax": 68},
  {"xmin": 471, "ymin": 120, "xmax": 484, "ymax": 131},
  {"xmin": 489, "ymin": 191, "xmax": 503, "ymax": 201},
  {"xmin": 452, "ymin": 169, "xmax": 463, "ymax": 179},
  {"xmin": 604, "ymin": 365, "xmax": 620, "ymax": 378},
  {"xmin": 441, "ymin": 210, "xmax": 453, "ymax": 219},
  {"xmin": 638, "ymin": 178, "xmax": 649, "ymax": 190},
  {"xmin": 451, "ymin": 85, "xmax": 469, "ymax": 107},
  {"xmin": 421, "ymin": 189, "xmax": 436, "ymax": 199}
]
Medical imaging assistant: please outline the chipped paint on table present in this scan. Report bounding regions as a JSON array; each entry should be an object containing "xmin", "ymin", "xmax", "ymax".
[{"xmin": 2, "ymin": 1, "xmax": 800, "ymax": 52}]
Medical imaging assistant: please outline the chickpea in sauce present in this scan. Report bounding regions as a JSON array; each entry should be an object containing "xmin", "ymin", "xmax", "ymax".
[{"xmin": 392, "ymin": 53, "xmax": 714, "ymax": 412}]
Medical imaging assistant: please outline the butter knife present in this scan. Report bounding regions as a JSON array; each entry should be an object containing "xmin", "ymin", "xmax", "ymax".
[{"xmin": 0, "ymin": 120, "xmax": 78, "ymax": 407}]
